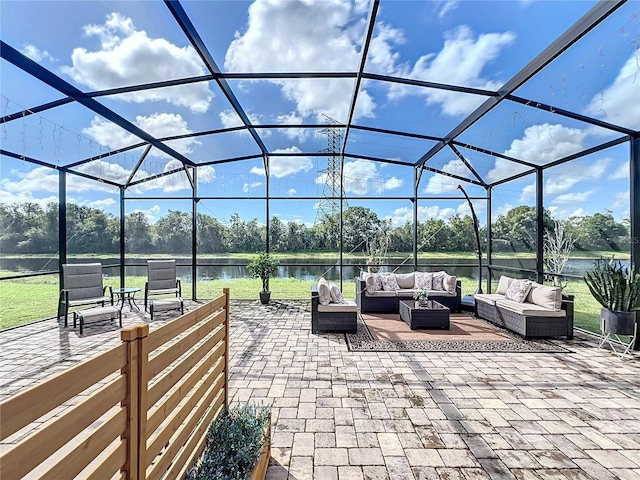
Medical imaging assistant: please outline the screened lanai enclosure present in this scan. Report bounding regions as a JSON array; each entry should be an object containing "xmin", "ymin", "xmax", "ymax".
[{"xmin": 1, "ymin": 0, "xmax": 639, "ymax": 343}]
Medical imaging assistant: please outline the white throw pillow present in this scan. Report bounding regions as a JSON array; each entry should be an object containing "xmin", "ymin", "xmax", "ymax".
[
  {"xmin": 374, "ymin": 274, "xmax": 384, "ymax": 291},
  {"xmin": 496, "ymin": 276, "xmax": 512, "ymax": 295},
  {"xmin": 504, "ymin": 279, "xmax": 532, "ymax": 303},
  {"xmin": 415, "ymin": 272, "xmax": 432, "ymax": 290},
  {"xmin": 317, "ymin": 277, "xmax": 332, "ymax": 306},
  {"xmin": 364, "ymin": 274, "xmax": 376, "ymax": 295},
  {"xmin": 395, "ymin": 272, "xmax": 415, "ymax": 289},
  {"xmin": 381, "ymin": 274, "xmax": 400, "ymax": 291},
  {"xmin": 531, "ymin": 285, "xmax": 561, "ymax": 310},
  {"xmin": 329, "ymin": 282, "xmax": 345, "ymax": 304}
]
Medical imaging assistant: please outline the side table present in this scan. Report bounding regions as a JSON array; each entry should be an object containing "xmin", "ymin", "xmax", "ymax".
[{"xmin": 112, "ymin": 287, "xmax": 141, "ymax": 312}]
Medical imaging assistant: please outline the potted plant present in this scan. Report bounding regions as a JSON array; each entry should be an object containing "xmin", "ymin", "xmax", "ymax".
[
  {"xmin": 247, "ymin": 252, "xmax": 279, "ymax": 304},
  {"xmin": 584, "ymin": 258, "xmax": 640, "ymax": 336},
  {"xmin": 413, "ymin": 289, "xmax": 430, "ymax": 307},
  {"xmin": 187, "ymin": 402, "xmax": 271, "ymax": 480}
]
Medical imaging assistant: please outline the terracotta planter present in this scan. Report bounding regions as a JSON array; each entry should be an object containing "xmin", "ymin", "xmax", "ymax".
[
  {"xmin": 249, "ymin": 423, "xmax": 271, "ymax": 480},
  {"xmin": 601, "ymin": 308, "xmax": 636, "ymax": 335}
]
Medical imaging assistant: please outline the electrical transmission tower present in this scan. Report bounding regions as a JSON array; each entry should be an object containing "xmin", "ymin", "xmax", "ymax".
[{"xmin": 315, "ymin": 114, "xmax": 347, "ymax": 225}]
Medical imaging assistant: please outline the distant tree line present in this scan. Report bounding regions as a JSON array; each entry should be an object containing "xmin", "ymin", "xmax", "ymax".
[{"xmin": 0, "ymin": 202, "xmax": 630, "ymax": 256}]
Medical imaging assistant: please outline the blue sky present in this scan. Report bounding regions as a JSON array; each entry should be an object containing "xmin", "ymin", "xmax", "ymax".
[{"xmin": 1, "ymin": 0, "xmax": 638, "ymax": 228}]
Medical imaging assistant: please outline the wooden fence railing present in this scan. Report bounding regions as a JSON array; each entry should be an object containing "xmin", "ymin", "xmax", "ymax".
[{"xmin": 0, "ymin": 288, "xmax": 231, "ymax": 480}]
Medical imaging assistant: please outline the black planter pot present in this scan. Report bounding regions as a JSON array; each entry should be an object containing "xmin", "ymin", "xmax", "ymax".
[
  {"xmin": 601, "ymin": 308, "xmax": 636, "ymax": 335},
  {"xmin": 259, "ymin": 291, "xmax": 271, "ymax": 304}
]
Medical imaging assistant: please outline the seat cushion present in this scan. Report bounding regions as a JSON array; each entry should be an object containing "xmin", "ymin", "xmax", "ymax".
[
  {"xmin": 473, "ymin": 293, "xmax": 505, "ymax": 306},
  {"xmin": 395, "ymin": 272, "xmax": 415, "ymax": 289},
  {"xmin": 530, "ymin": 285, "xmax": 562, "ymax": 311},
  {"xmin": 496, "ymin": 299, "xmax": 566, "ymax": 317},
  {"xmin": 317, "ymin": 300, "xmax": 358, "ymax": 313}
]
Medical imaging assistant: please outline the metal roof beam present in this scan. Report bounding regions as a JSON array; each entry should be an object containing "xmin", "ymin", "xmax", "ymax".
[
  {"xmin": 448, "ymin": 144, "xmax": 487, "ymax": 186},
  {"xmin": 414, "ymin": 0, "xmax": 626, "ymax": 168},
  {"xmin": 362, "ymin": 73, "xmax": 499, "ymax": 97},
  {"xmin": 165, "ymin": 0, "xmax": 268, "ymax": 155},
  {"xmin": 341, "ymin": 0, "xmax": 379, "ymax": 157},
  {"xmin": 0, "ymin": 41, "xmax": 197, "ymax": 167},
  {"xmin": 351, "ymin": 124, "xmax": 442, "ymax": 142}
]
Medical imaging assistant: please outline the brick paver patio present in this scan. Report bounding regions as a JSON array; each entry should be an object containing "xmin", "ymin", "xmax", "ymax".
[{"xmin": 1, "ymin": 299, "xmax": 639, "ymax": 479}]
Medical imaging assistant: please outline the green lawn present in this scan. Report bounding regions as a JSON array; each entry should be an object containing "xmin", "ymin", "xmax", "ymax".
[{"xmin": 0, "ymin": 272, "xmax": 608, "ymax": 335}]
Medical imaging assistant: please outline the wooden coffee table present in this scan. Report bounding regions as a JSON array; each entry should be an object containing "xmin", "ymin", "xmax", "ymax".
[{"xmin": 399, "ymin": 299, "xmax": 450, "ymax": 330}]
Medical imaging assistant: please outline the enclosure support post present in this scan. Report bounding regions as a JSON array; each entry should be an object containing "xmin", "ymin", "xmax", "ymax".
[
  {"xmin": 120, "ymin": 188, "xmax": 125, "ymax": 289},
  {"xmin": 631, "ymin": 135, "xmax": 640, "ymax": 350},
  {"xmin": 192, "ymin": 168, "xmax": 198, "ymax": 301},
  {"xmin": 486, "ymin": 186, "xmax": 492, "ymax": 293},
  {"xmin": 413, "ymin": 167, "xmax": 419, "ymax": 270},
  {"xmin": 536, "ymin": 168, "xmax": 544, "ymax": 284},
  {"xmin": 58, "ymin": 170, "xmax": 67, "ymax": 287}
]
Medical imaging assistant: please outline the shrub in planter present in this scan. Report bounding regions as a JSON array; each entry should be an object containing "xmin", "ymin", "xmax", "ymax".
[{"xmin": 187, "ymin": 403, "xmax": 271, "ymax": 480}]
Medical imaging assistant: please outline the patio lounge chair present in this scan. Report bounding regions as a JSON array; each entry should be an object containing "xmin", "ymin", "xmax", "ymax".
[
  {"xmin": 144, "ymin": 259, "xmax": 182, "ymax": 312},
  {"xmin": 57, "ymin": 263, "xmax": 113, "ymax": 326}
]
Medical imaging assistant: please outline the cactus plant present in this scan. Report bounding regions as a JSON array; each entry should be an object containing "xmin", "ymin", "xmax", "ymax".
[{"xmin": 584, "ymin": 258, "xmax": 640, "ymax": 312}]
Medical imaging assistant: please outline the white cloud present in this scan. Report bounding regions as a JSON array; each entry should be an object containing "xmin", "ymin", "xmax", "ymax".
[
  {"xmin": 61, "ymin": 13, "xmax": 213, "ymax": 113},
  {"xmin": 553, "ymin": 190, "xmax": 593, "ymax": 204},
  {"xmin": 220, "ymin": 109, "xmax": 271, "ymax": 137},
  {"xmin": 423, "ymin": 159, "xmax": 471, "ymax": 193},
  {"xmin": 131, "ymin": 205, "xmax": 162, "ymax": 223},
  {"xmin": 225, "ymin": 0, "xmax": 399, "ymax": 121},
  {"xmin": 251, "ymin": 147, "xmax": 313, "ymax": 178},
  {"xmin": 388, "ymin": 205, "xmax": 456, "ymax": 227},
  {"xmin": 243, "ymin": 181, "xmax": 263, "ymax": 192},
  {"xmin": 487, "ymin": 123, "xmax": 587, "ymax": 182},
  {"xmin": 612, "ymin": 190, "xmax": 629, "ymax": 209},
  {"xmin": 520, "ymin": 157, "xmax": 610, "ymax": 201},
  {"xmin": 338, "ymin": 159, "xmax": 403, "ymax": 194},
  {"xmin": 547, "ymin": 205, "xmax": 585, "ymax": 220},
  {"xmin": 141, "ymin": 160, "xmax": 215, "ymax": 192},
  {"xmin": 390, "ymin": 25, "xmax": 515, "ymax": 116},
  {"xmin": 438, "ymin": 1, "xmax": 459, "ymax": 19},
  {"xmin": 586, "ymin": 54, "xmax": 640, "ymax": 130},
  {"xmin": 287, "ymin": 188, "xmax": 297, "ymax": 195},
  {"xmin": 83, "ymin": 113, "xmax": 200, "ymax": 159},
  {"xmin": 21, "ymin": 44, "xmax": 55, "ymax": 63},
  {"xmin": 277, "ymin": 112, "xmax": 310, "ymax": 142},
  {"xmin": 88, "ymin": 198, "xmax": 117, "ymax": 208},
  {"xmin": 609, "ymin": 160, "xmax": 629, "ymax": 180}
]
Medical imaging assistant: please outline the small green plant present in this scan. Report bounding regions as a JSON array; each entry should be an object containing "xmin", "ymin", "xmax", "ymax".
[
  {"xmin": 187, "ymin": 402, "xmax": 271, "ymax": 480},
  {"xmin": 246, "ymin": 252, "xmax": 279, "ymax": 292},
  {"xmin": 584, "ymin": 258, "xmax": 640, "ymax": 312},
  {"xmin": 413, "ymin": 289, "xmax": 429, "ymax": 301}
]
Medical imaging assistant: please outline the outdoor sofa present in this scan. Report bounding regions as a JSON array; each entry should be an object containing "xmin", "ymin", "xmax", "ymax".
[
  {"xmin": 355, "ymin": 271, "xmax": 461, "ymax": 314},
  {"xmin": 474, "ymin": 275, "xmax": 574, "ymax": 339}
]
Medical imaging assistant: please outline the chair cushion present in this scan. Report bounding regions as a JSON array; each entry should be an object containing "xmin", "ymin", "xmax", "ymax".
[
  {"xmin": 530, "ymin": 285, "xmax": 562, "ymax": 311},
  {"xmin": 443, "ymin": 275, "xmax": 457, "ymax": 294},
  {"xmin": 504, "ymin": 279, "xmax": 532, "ymax": 303},
  {"xmin": 474, "ymin": 293, "xmax": 505, "ymax": 306},
  {"xmin": 395, "ymin": 272, "xmax": 415, "ymax": 289},
  {"xmin": 496, "ymin": 275, "xmax": 513, "ymax": 295},
  {"xmin": 317, "ymin": 300, "xmax": 358, "ymax": 313},
  {"xmin": 496, "ymin": 299, "xmax": 566, "ymax": 317},
  {"xmin": 317, "ymin": 278, "xmax": 332, "ymax": 306}
]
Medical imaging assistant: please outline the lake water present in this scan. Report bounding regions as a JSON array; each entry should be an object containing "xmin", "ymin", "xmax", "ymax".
[{"xmin": 2, "ymin": 256, "xmax": 628, "ymax": 282}]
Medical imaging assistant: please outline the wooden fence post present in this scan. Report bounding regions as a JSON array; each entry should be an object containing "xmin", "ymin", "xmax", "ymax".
[
  {"xmin": 223, "ymin": 287, "xmax": 230, "ymax": 408},
  {"xmin": 120, "ymin": 324, "xmax": 149, "ymax": 480}
]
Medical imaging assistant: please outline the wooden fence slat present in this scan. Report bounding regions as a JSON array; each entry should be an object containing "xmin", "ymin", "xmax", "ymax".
[
  {"xmin": 148, "ymin": 310, "xmax": 224, "ymax": 380},
  {"xmin": 0, "ymin": 377, "xmax": 126, "ymax": 480},
  {"xmin": 85, "ymin": 440, "xmax": 128, "ymax": 480},
  {"xmin": 147, "ymin": 389, "xmax": 226, "ymax": 480},
  {"xmin": 0, "ymin": 343, "xmax": 127, "ymax": 441},
  {"xmin": 147, "ymin": 299, "xmax": 222, "ymax": 351},
  {"xmin": 40, "ymin": 409, "xmax": 127, "ymax": 480},
  {"xmin": 147, "ymin": 349, "xmax": 225, "ymax": 434},
  {"xmin": 146, "ymin": 369, "xmax": 225, "ymax": 462},
  {"xmin": 148, "ymin": 327, "xmax": 225, "ymax": 406},
  {"xmin": 161, "ymin": 391, "xmax": 226, "ymax": 480}
]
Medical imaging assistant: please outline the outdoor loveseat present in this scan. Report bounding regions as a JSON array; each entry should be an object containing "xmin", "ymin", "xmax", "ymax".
[
  {"xmin": 474, "ymin": 275, "xmax": 574, "ymax": 339},
  {"xmin": 355, "ymin": 271, "xmax": 461, "ymax": 314}
]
